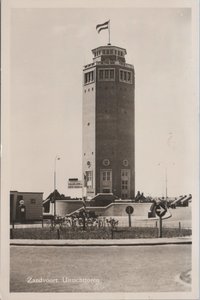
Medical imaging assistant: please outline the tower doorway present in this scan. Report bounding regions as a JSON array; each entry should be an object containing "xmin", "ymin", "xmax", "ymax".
[{"xmin": 100, "ymin": 169, "xmax": 112, "ymax": 193}]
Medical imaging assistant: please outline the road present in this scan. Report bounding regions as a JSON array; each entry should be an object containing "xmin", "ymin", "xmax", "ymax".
[{"xmin": 10, "ymin": 244, "xmax": 191, "ymax": 293}]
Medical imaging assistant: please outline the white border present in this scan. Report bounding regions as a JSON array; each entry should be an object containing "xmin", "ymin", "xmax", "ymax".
[{"xmin": 1, "ymin": 0, "xmax": 199, "ymax": 299}]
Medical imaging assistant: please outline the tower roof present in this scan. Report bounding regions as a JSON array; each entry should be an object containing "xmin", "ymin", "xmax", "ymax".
[
  {"xmin": 83, "ymin": 44, "xmax": 134, "ymax": 70},
  {"xmin": 91, "ymin": 45, "xmax": 127, "ymax": 64},
  {"xmin": 92, "ymin": 45, "xmax": 127, "ymax": 56}
]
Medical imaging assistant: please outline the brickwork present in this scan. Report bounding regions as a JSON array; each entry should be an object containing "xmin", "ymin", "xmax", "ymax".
[{"xmin": 83, "ymin": 45, "xmax": 135, "ymax": 199}]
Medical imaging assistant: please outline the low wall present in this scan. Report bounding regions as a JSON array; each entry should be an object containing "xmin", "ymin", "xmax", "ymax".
[
  {"xmin": 56, "ymin": 200, "xmax": 83, "ymax": 216},
  {"xmin": 56, "ymin": 201, "xmax": 152, "ymax": 218},
  {"xmin": 88, "ymin": 203, "xmax": 152, "ymax": 217}
]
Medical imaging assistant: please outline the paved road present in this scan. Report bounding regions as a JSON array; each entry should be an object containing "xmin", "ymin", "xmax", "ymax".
[{"xmin": 10, "ymin": 244, "xmax": 191, "ymax": 293}]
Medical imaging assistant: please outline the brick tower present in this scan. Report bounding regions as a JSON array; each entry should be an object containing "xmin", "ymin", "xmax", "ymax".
[{"xmin": 83, "ymin": 44, "xmax": 135, "ymax": 199}]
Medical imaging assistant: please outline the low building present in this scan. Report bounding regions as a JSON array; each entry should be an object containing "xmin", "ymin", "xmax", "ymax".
[
  {"xmin": 10, "ymin": 191, "xmax": 43, "ymax": 223},
  {"xmin": 43, "ymin": 190, "xmax": 82, "ymax": 215}
]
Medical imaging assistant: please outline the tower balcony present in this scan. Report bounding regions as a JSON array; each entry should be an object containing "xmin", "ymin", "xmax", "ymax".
[{"xmin": 83, "ymin": 60, "xmax": 134, "ymax": 71}]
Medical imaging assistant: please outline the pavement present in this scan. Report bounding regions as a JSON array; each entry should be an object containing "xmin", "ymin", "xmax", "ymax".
[{"xmin": 10, "ymin": 236, "xmax": 192, "ymax": 246}]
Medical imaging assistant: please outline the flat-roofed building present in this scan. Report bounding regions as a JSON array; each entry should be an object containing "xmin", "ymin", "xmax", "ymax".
[{"xmin": 10, "ymin": 191, "xmax": 43, "ymax": 223}]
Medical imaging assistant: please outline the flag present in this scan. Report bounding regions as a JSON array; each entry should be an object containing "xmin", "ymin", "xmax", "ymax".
[{"xmin": 96, "ymin": 20, "xmax": 110, "ymax": 34}]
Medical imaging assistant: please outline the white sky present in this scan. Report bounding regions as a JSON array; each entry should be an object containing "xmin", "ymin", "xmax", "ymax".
[{"xmin": 9, "ymin": 5, "xmax": 198, "ymax": 199}]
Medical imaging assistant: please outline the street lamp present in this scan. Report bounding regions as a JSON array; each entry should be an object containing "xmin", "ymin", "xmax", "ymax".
[
  {"xmin": 54, "ymin": 155, "xmax": 61, "ymax": 218},
  {"xmin": 157, "ymin": 163, "xmax": 168, "ymax": 200},
  {"xmin": 157, "ymin": 162, "xmax": 175, "ymax": 200}
]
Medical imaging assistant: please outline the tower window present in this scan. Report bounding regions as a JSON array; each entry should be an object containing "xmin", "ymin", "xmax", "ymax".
[
  {"xmin": 103, "ymin": 159, "xmax": 110, "ymax": 166},
  {"xmin": 99, "ymin": 70, "xmax": 104, "ymax": 80},
  {"xmin": 102, "ymin": 171, "xmax": 111, "ymax": 181},
  {"xmin": 110, "ymin": 70, "xmax": 114, "ymax": 79},
  {"xmin": 105, "ymin": 69, "xmax": 109, "ymax": 79},
  {"xmin": 121, "ymin": 169, "xmax": 130, "ymax": 198},
  {"xmin": 123, "ymin": 159, "xmax": 129, "ymax": 167},
  {"xmin": 107, "ymin": 172, "xmax": 111, "ymax": 181},
  {"xmin": 84, "ymin": 70, "xmax": 95, "ymax": 85},
  {"xmin": 98, "ymin": 68, "xmax": 115, "ymax": 81},
  {"xmin": 124, "ymin": 72, "xmax": 127, "ymax": 81},
  {"xmin": 119, "ymin": 69, "xmax": 132, "ymax": 84},
  {"xmin": 122, "ymin": 170, "xmax": 128, "ymax": 177},
  {"xmin": 86, "ymin": 171, "xmax": 93, "ymax": 187},
  {"xmin": 122, "ymin": 180, "xmax": 128, "ymax": 190}
]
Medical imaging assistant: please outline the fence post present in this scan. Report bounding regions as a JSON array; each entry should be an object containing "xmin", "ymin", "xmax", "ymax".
[
  {"xmin": 179, "ymin": 222, "xmax": 181, "ymax": 236},
  {"xmin": 57, "ymin": 228, "xmax": 60, "ymax": 239},
  {"xmin": 111, "ymin": 228, "xmax": 114, "ymax": 239},
  {"xmin": 158, "ymin": 217, "xmax": 163, "ymax": 238},
  {"xmin": 155, "ymin": 221, "xmax": 159, "ymax": 237},
  {"xmin": 83, "ymin": 215, "xmax": 86, "ymax": 231}
]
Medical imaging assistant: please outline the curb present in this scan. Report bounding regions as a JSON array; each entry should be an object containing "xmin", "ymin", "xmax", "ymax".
[{"xmin": 10, "ymin": 238, "xmax": 192, "ymax": 247}]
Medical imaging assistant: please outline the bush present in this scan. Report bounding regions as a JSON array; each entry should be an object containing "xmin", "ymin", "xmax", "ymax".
[{"xmin": 10, "ymin": 226, "xmax": 192, "ymax": 240}]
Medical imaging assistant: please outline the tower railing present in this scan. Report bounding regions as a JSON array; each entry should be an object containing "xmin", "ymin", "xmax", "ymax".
[{"xmin": 84, "ymin": 61, "xmax": 134, "ymax": 70}]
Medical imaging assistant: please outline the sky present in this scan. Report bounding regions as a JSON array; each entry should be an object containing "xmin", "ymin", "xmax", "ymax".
[{"xmin": 8, "ymin": 5, "xmax": 198, "ymax": 199}]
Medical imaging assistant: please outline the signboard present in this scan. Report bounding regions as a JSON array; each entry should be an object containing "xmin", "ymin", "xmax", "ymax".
[
  {"xmin": 155, "ymin": 202, "xmax": 167, "ymax": 238},
  {"xmin": 125, "ymin": 206, "xmax": 134, "ymax": 227},
  {"xmin": 155, "ymin": 203, "xmax": 167, "ymax": 218},
  {"xmin": 68, "ymin": 178, "xmax": 82, "ymax": 188},
  {"xmin": 126, "ymin": 206, "xmax": 134, "ymax": 215}
]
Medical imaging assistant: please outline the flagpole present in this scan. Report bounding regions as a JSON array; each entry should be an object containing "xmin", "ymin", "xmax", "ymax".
[{"xmin": 108, "ymin": 20, "xmax": 111, "ymax": 45}]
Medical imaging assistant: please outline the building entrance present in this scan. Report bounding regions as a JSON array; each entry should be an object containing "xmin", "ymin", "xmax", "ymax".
[{"xmin": 100, "ymin": 170, "xmax": 112, "ymax": 193}]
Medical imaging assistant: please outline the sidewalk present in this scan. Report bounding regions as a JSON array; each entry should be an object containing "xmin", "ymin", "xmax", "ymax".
[{"xmin": 10, "ymin": 236, "xmax": 192, "ymax": 247}]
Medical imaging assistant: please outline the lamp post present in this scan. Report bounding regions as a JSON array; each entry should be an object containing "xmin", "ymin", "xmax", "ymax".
[
  {"xmin": 165, "ymin": 167, "xmax": 168, "ymax": 201},
  {"xmin": 157, "ymin": 162, "xmax": 175, "ymax": 200},
  {"xmin": 54, "ymin": 155, "xmax": 61, "ymax": 218},
  {"xmin": 157, "ymin": 163, "xmax": 168, "ymax": 200}
]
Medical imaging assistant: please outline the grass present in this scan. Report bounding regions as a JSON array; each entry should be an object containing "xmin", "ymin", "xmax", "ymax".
[{"xmin": 10, "ymin": 226, "xmax": 192, "ymax": 240}]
